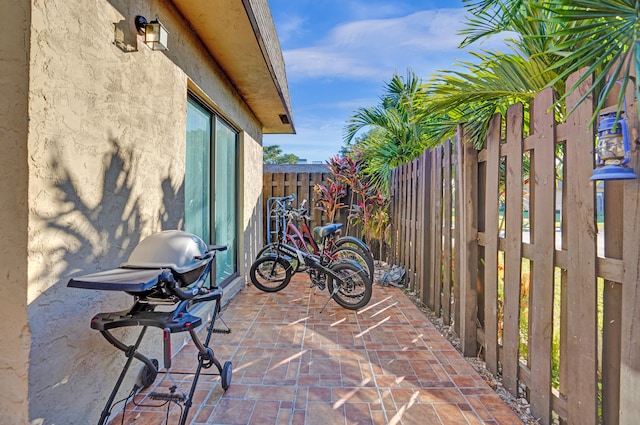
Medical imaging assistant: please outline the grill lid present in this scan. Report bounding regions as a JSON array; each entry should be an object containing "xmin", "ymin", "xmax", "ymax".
[{"xmin": 121, "ymin": 230, "xmax": 209, "ymax": 275}]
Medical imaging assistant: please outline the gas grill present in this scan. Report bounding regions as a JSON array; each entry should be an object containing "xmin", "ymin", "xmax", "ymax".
[{"xmin": 68, "ymin": 230, "xmax": 232, "ymax": 425}]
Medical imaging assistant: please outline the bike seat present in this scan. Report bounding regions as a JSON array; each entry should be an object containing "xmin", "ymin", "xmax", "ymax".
[{"xmin": 313, "ymin": 223, "xmax": 343, "ymax": 239}]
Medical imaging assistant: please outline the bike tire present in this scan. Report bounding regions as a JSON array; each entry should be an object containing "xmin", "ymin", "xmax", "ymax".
[
  {"xmin": 256, "ymin": 243, "xmax": 303, "ymax": 272},
  {"xmin": 335, "ymin": 236, "xmax": 373, "ymax": 257},
  {"xmin": 249, "ymin": 256, "xmax": 292, "ymax": 292},
  {"xmin": 326, "ymin": 259, "xmax": 372, "ymax": 310},
  {"xmin": 331, "ymin": 246, "xmax": 374, "ymax": 283}
]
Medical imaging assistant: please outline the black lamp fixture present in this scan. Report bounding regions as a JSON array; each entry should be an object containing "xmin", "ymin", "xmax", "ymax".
[{"xmin": 135, "ymin": 15, "xmax": 168, "ymax": 51}]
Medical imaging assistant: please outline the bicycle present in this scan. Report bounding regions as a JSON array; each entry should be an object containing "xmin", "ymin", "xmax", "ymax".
[
  {"xmin": 258, "ymin": 195, "xmax": 375, "ymax": 279},
  {"xmin": 249, "ymin": 227, "xmax": 372, "ymax": 310}
]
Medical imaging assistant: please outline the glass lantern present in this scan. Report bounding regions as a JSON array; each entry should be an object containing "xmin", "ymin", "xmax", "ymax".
[{"xmin": 590, "ymin": 112, "xmax": 637, "ymax": 180}]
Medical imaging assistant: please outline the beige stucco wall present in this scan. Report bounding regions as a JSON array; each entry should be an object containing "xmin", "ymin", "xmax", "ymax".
[
  {"xmin": 19, "ymin": 0, "xmax": 264, "ymax": 423},
  {"xmin": 0, "ymin": 0, "xmax": 31, "ymax": 423}
]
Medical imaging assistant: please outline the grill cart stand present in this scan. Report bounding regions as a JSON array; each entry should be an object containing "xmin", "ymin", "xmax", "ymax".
[{"xmin": 68, "ymin": 231, "xmax": 232, "ymax": 425}]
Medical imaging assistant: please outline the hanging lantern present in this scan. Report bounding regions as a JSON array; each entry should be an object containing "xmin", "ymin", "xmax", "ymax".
[{"xmin": 590, "ymin": 108, "xmax": 637, "ymax": 181}]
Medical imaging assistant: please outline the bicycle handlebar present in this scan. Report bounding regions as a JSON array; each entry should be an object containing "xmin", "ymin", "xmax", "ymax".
[{"xmin": 272, "ymin": 195, "xmax": 311, "ymax": 221}]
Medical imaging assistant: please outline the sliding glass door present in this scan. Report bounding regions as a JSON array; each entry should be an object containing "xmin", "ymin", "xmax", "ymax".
[{"xmin": 185, "ymin": 95, "xmax": 238, "ymax": 286}]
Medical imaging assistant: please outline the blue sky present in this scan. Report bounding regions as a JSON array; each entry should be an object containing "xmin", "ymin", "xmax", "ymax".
[{"xmin": 263, "ymin": 0, "xmax": 500, "ymax": 163}]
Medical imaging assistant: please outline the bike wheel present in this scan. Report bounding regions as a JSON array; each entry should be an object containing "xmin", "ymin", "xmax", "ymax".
[
  {"xmin": 249, "ymin": 256, "xmax": 292, "ymax": 292},
  {"xmin": 326, "ymin": 259, "xmax": 372, "ymax": 310},
  {"xmin": 256, "ymin": 243, "xmax": 303, "ymax": 272},
  {"xmin": 331, "ymin": 246, "xmax": 374, "ymax": 282},
  {"xmin": 335, "ymin": 235, "xmax": 372, "ymax": 258}
]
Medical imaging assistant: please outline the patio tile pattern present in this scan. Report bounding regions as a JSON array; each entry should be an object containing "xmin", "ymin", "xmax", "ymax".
[{"xmin": 109, "ymin": 274, "xmax": 523, "ymax": 425}]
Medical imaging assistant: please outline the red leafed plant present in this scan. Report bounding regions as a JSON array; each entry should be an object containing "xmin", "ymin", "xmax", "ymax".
[
  {"xmin": 349, "ymin": 187, "xmax": 389, "ymax": 247},
  {"xmin": 313, "ymin": 178, "xmax": 346, "ymax": 222}
]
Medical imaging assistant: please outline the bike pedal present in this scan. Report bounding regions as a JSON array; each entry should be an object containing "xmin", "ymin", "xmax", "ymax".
[
  {"xmin": 149, "ymin": 391, "xmax": 186, "ymax": 402},
  {"xmin": 211, "ymin": 328, "xmax": 231, "ymax": 334}
]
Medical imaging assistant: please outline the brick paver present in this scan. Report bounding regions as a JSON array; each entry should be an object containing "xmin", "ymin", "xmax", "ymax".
[{"xmin": 109, "ymin": 274, "xmax": 523, "ymax": 424}]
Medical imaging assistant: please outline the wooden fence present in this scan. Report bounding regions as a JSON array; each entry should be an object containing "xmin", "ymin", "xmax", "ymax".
[
  {"xmin": 389, "ymin": 69, "xmax": 640, "ymax": 425},
  {"xmin": 262, "ymin": 164, "xmax": 364, "ymax": 244}
]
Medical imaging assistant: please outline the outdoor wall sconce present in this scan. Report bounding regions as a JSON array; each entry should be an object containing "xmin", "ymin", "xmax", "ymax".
[
  {"xmin": 591, "ymin": 91, "xmax": 637, "ymax": 181},
  {"xmin": 135, "ymin": 15, "xmax": 168, "ymax": 51}
]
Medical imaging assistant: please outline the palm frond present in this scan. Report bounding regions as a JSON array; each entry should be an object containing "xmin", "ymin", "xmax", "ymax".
[
  {"xmin": 459, "ymin": 0, "xmax": 527, "ymax": 47},
  {"xmin": 420, "ymin": 47, "xmax": 560, "ymax": 147},
  {"xmin": 532, "ymin": 0, "xmax": 640, "ymax": 121}
]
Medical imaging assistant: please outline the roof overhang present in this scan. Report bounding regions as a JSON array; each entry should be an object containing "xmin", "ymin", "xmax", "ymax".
[{"xmin": 171, "ymin": 0, "xmax": 295, "ymax": 134}]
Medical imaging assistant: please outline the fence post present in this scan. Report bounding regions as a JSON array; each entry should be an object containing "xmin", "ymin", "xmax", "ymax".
[
  {"xmin": 455, "ymin": 125, "xmax": 479, "ymax": 356},
  {"xmin": 619, "ymin": 77, "xmax": 640, "ymax": 425}
]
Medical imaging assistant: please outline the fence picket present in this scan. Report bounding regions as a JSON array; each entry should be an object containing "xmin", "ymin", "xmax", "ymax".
[
  {"xmin": 442, "ymin": 141, "xmax": 453, "ymax": 325},
  {"xmin": 421, "ymin": 150, "xmax": 433, "ymax": 305},
  {"xmin": 483, "ymin": 113, "xmax": 502, "ymax": 376},
  {"xmin": 564, "ymin": 69, "xmax": 598, "ymax": 425},
  {"xmin": 428, "ymin": 149, "xmax": 438, "ymax": 308},
  {"xmin": 432, "ymin": 147, "xmax": 444, "ymax": 313},
  {"xmin": 457, "ymin": 126, "xmax": 479, "ymax": 357},
  {"xmin": 528, "ymin": 87, "xmax": 556, "ymax": 425},
  {"xmin": 453, "ymin": 132, "xmax": 462, "ymax": 338},
  {"xmin": 502, "ymin": 102, "xmax": 524, "ymax": 396},
  {"xmin": 408, "ymin": 158, "xmax": 417, "ymax": 290}
]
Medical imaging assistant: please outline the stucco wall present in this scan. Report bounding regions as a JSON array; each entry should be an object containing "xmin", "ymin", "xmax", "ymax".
[
  {"xmin": 0, "ymin": 0, "xmax": 31, "ymax": 423},
  {"xmin": 24, "ymin": 0, "xmax": 264, "ymax": 423},
  {"xmin": 241, "ymin": 133, "xmax": 266, "ymax": 273}
]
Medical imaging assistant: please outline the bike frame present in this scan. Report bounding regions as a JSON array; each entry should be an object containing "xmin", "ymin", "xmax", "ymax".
[
  {"xmin": 282, "ymin": 210, "xmax": 345, "ymax": 260},
  {"xmin": 284, "ymin": 217, "xmax": 320, "ymax": 255},
  {"xmin": 272, "ymin": 240, "xmax": 350, "ymax": 285},
  {"xmin": 270, "ymin": 197, "xmax": 368, "ymax": 272}
]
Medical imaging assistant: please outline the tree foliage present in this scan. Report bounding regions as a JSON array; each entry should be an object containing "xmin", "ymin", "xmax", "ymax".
[
  {"xmin": 263, "ymin": 145, "xmax": 299, "ymax": 164},
  {"xmin": 343, "ymin": 70, "xmax": 430, "ymax": 195},
  {"xmin": 539, "ymin": 0, "xmax": 640, "ymax": 122},
  {"xmin": 418, "ymin": 0, "xmax": 573, "ymax": 148},
  {"xmin": 340, "ymin": 0, "xmax": 637, "ymax": 209}
]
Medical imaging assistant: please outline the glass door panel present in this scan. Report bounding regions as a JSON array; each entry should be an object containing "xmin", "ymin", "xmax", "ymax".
[
  {"xmin": 214, "ymin": 119, "xmax": 238, "ymax": 284},
  {"xmin": 185, "ymin": 99, "xmax": 211, "ymax": 242}
]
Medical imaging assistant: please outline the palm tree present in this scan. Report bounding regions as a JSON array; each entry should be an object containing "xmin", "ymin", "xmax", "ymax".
[
  {"xmin": 343, "ymin": 70, "xmax": 430, "ymax": 194},
  {"xmin": 418, "ymin": 0, "xmax": 572, "ymax": 148},
  {"xmin": 538, "ymin": 0, "xmax": 639, "ymax": 121}
]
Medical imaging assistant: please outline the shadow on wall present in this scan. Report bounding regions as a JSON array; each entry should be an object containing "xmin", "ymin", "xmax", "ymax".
[
  {"xmin": 243, "ymin": 192, "xmax": 263, "ymax": 273},
  {"xmin": 27, "ymin": 136, "xmax": 184, "ymax": 424}
]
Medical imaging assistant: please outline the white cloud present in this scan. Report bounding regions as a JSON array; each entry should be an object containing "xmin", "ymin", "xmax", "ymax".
[
  {"xmin": 274, "ymin": 15, "xmax": 306, "ymax": 44},
  {"xmin": 283, "ymin": 8, "xmax": 471, "ymax": 81}
]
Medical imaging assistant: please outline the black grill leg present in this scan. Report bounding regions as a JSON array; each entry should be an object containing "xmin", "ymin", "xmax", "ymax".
[{"xmin": 97, "ymin": 327, "xmax": 149, "ymax": 425}]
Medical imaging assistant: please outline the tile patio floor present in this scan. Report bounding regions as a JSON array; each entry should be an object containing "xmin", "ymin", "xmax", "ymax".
[{"xmin": 109, "ymin": 274, "xmax": 523, "ymax": 425}]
